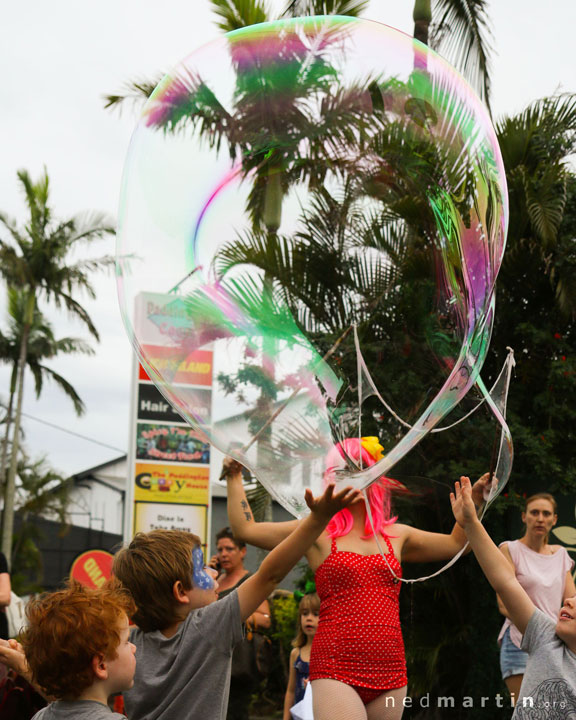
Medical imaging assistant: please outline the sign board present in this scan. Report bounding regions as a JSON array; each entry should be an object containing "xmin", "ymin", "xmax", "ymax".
[
  {"xmin": 125, "ymin": 292, "xmax": 213, "ymax": 553},
  {"xmin": 70, "ymin": 550, "xmax": 114, "ymax": 589}
]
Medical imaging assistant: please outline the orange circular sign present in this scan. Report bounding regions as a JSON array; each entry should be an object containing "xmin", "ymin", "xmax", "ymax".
[{"xmin": 70, "ymin": 550, "xmax": 113, "ymax": 589}]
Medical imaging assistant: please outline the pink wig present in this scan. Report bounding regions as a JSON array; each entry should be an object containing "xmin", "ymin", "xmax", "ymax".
[{"xmin": 325, "ymin": 438, "xmax": 397, "ymax": 539}]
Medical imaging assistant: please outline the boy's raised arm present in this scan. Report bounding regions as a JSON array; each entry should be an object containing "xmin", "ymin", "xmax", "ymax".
[
  {"xmin": 236, "ymin": 484, "xmax": 361, "ymax": 622},
  {"xmin": 450, "ymin": 477, "xmax": 535, "ymax": 634}
]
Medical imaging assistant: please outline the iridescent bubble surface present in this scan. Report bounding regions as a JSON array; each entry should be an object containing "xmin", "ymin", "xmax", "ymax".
[{"xmin": 117, "ymin": 16, "xmax": 509, "ymax": 518}]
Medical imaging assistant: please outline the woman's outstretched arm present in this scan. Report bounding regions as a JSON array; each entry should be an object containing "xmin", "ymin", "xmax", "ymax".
[
  {"xmin": 400, "ymin": 473, "xmax": 491, "ymax": 563},
  {"xmin": 224, "ymin": 458, "xmax": 298, "ymax": 550}
]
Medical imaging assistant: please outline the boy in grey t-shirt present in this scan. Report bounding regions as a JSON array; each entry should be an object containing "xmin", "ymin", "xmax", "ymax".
[
  {"xmin": 451, "ymin": 478, "xmax": 576, "ymax": 719},
  {"xmin": 113, "ymin": 464, "xmax": 360, "ymax": 720},
  {"xmin": 514, "ymin": 610, "xmax": 576, "ymax": 718}
]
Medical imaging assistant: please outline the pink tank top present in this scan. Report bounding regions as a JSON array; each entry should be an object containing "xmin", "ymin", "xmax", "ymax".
[{"xmin": 498, "ymin": 539, "xmax": 574, "ymax": 648}]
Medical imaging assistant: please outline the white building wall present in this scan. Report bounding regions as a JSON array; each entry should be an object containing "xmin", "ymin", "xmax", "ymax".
[{"xmin": 66, "ymin": 457, "xmax": 127, "ymax": 536}]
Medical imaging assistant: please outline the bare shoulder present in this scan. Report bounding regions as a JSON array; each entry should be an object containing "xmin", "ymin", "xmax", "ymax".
[
  {"xmin": 290, "ymin": 647, "xmax": 299, "ymax": 661},
  {"xmin": 499, "ymin": 543, "xmax": 514, "ymax": 563},
  {"xmin": 385, "ymin": 522, "xmax": 411, "ymax": 553},
  {"xmin": 306, "ymin": 530, "xmax": 332, "ymax": 571},
  {"xmin": 499, "ymin": 542, "xmax": 514, "ymax": 556},
  {"xmin": 388, "ymin": 523, "xmax": 412, "ymax": 539}
]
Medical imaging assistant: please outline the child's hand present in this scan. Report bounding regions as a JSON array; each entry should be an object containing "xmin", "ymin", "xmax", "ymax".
[
  {"xmin": 450, "ymin": 477, "xmax": 479, "ymax": 528},
  {"xmin": 0, "ymin": 638, "xmax": 29, "ymax": 677},
  {"xmin": 304, "ymin": 483, "xmax": 362, "ymax": 521}
]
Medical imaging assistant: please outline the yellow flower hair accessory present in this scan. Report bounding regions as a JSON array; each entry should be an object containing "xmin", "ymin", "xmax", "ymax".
[{"xmin": 360, "ymin": 436, "xmax": 384, "ymax": 462}]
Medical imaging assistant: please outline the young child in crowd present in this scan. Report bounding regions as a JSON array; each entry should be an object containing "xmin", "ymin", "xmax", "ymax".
[
  {"xmin": 283, "ymin": 592, "xmax": 320, "ymax": 720},
  {"xmin": 20, "ymin": 580, "xmax": 136, "ymax": 719},
  {"xmin": 451, "ymin": 477, "xmax": 576, "ymax": 718},
  {"xmin": 113, "ymin": 467, "xmax": 360, "ymax": 720}
]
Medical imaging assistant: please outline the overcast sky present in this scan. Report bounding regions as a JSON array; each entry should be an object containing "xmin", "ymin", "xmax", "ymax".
[{"xmin": 1, "ymin": 0, "xmax": 575, "ymax": 478}]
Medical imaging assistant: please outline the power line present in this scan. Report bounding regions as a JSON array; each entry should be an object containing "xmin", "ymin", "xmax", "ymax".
[{"xmin": 21, "ymin": 412, "xmax": 126, "ymax": 454}]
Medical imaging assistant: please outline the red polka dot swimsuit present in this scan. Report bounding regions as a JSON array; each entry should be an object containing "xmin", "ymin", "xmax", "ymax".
[{"xmin": 309, "ymin": 534, "xmax": 407, "ymax": 698}]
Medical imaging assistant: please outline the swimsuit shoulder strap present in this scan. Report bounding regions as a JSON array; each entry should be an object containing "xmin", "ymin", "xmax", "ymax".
[{"xmin": 381, "ymin": 532, "xmax": 394, "ymax": 555}]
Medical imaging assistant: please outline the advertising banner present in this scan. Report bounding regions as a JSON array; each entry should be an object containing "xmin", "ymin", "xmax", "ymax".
[
  {"xmin": 126, "ymin": 292, "xmax": 213, "ymax": 551},
  {"xmin": 135, "ymin": 424, "xmax": 210, "ymax": 464},
  {"xmin": 133, "ymin": 463, "xmax": 210, "ymax": 504}
]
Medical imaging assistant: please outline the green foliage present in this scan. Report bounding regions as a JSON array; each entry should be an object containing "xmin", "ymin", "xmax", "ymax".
[
  {"xmin": 10, "ymin": 454, "xmax": 69, "ymax": 595},
  {"xmin": 210, "ymin": 0, "xmax": 269, "ymax": 33},
  {"xmin": 270, "ymin": 593, "xmax": 299, "ymax": 663},
  {"xmin": 10, "ymin": 527, "xmax": 44, "ymax": 596},
  {"xmin": 428, "ymin": 0, "xmax": 494, "ymax": 112},
  {"xmin": 250, "ymin": 564, "xmax": 309, "ymax": 714},
  {"xmin": 248, "ymin": 593, "xmax": 298, "ymax": 715},
  {"xmin": 283, "ymin": 1, "xmax": 369, "ymax": 18},
  {"xmin": 399, "ymin": 508, "xmax": 511, "ymax": 719}
]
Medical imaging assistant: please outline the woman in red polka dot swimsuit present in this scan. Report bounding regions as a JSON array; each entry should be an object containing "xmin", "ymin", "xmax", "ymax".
[{"xmin": 224, "ymin": 439, "xmax": 488, "ymax": 720}]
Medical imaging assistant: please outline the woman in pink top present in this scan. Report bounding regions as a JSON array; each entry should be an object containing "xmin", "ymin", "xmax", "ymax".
[{"xmin": 497, "ymin": 493, "xmax": 575, "ymax": 703}]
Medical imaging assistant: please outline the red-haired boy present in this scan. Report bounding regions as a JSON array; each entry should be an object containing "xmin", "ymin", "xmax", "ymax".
[{"xmin": 20, "ymin": 580, "xmax": 136, "ymax": 719}]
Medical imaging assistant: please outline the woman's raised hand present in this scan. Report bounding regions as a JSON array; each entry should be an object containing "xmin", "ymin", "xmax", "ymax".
[
  {"xmin": 471, "ymin": 471, "xmax": 499, "ymax": 506},
  {"xmin": 221, "ymin": 456, "xmax": 244, "ymax": 480}
]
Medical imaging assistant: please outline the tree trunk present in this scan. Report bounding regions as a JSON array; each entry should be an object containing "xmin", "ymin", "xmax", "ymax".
[
  {"xmin": 254, "ymin": 168, "xmax": 284, "ymax": 557},
  {"xmin": 412, "ymin": 0, "xmax": 432, "ymax": 72},
  {"xmin": 1, "ymin": 322, "xmax": 30, "ymax": 562},
  {"xmin": 0, "ymin": 378, "xmax": 16, "ymax": 496},
  {"xmin": 257, "ymin": 268, "xmax": 275, "ymax": 534},
  {"xmin": 413, "ymin": 0, "xmax": 432, "ymax": 45}
]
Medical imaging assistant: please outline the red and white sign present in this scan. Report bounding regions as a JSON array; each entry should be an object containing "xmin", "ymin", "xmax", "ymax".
[{"xmin": 70, "ymin": 550, "xmax": 113, "ymax": 589}]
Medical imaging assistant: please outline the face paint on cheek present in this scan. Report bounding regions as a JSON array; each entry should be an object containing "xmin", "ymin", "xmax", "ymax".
[{"xmin": 192, "ymin": 546, "xmax": 215, "ymax": 590}]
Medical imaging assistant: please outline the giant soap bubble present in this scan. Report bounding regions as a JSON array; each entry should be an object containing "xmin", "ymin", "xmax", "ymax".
[{"xmin": 117, "ymin": 16, "xmax": 511, "ymax": 518}]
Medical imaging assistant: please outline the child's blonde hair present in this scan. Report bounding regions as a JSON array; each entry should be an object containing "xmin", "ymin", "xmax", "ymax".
[{"xmin": 292, "ymin": 593, "xmax": 320, "ymax": 648}]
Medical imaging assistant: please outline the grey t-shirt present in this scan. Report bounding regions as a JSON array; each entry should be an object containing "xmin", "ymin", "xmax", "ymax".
[
  {"xmin": 513, "ymin": 609, "xmax": 576, "ymax": 718},
  {"xmin": 32, "ymin": 700, "xmax": 125, "ymax": 719},
  {"xmin": 124, "ymin": 589, "xmax": 242, "ymax": 720}
]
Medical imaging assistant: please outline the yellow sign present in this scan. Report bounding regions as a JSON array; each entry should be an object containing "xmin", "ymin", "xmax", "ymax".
[{"xmin": 134, "ymin": 463, "xmax": 210, "ymax": 504}]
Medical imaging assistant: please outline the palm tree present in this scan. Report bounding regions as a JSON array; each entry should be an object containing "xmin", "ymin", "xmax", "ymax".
[
  {"xmin": 411, "ymin": 0, "xmax": 493, "ymax": 112},
  {"xmin": 289, "ymin": 0, "xmax": 494, "ymax": 110},
  {"xmin": 496, "ymin": 94, "xmax": 576, "ymax": 317},
  {"xmin": 0, "ymin": 287, "xmax": 93, "ymax": 543},
  {"xmin": 0, "ymin": 168, "xmax": 114, "ymax": 559}
]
